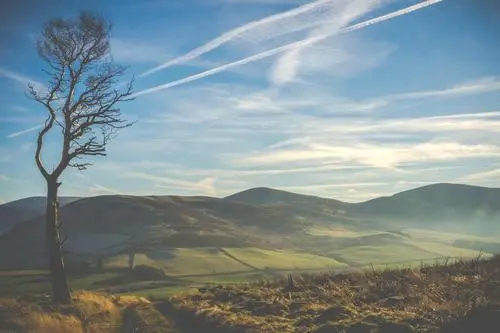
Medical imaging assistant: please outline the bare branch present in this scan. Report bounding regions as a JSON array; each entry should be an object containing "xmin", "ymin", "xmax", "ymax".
[{"xmin": 30, "ymin": 11, "xmax": 134, "ymax": 181}]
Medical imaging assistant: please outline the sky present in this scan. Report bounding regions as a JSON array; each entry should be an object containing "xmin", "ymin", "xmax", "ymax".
[{"xmin": 0, "ymin": 0, "xmax": 499, "ymax": 203}]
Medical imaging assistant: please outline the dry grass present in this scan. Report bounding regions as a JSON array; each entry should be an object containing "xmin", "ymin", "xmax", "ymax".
[
  {"xmin": 1, "ymin": 255, "xmax": 499, "ymax": 332},
  {"xmin": 0, "ymin": 291, "xmax": 170, "ymax": 333},
  {"xmin": 166, "ymin": 255, "xmax": 500, "ymax": 332}
]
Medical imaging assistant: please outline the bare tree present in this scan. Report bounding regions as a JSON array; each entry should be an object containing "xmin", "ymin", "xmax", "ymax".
[{"xmin": 28, "ymin": 11, "xmax": 134, "ymax": 304}]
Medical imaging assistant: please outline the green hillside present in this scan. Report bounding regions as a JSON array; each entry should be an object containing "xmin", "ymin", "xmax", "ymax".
[{"xmin": 0, "ymin": 183, "xmax": 499, "ymax": 299}]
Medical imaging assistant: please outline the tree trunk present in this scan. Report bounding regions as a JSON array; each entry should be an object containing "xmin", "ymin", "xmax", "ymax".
[{"xmin": 46, "ymin": 179, "xmax": 72, "ymax": 304}]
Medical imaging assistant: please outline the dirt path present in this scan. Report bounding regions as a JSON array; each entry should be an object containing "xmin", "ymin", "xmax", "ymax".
[
  {"xmin": 123, "ymin": 302, "xmax": 186, "ymax": 333},
  {"xmin": 154, "ymin": 302, "xmax": 224, "ymax": 333}
]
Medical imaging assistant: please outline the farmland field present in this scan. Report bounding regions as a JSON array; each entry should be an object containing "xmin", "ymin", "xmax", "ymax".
[{"xmin": 1, "ymin": 228, "xmax": 496, "ymax": 301}]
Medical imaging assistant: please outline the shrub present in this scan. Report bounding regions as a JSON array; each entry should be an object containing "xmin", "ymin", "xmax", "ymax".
[{"xmin": 132, "ymin": 265, "xmax": 166, "ymax": 280}]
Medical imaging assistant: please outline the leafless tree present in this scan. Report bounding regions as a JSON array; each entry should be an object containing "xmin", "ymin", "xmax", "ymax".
[{"xmin": 28, "ymin": 11, "xmax": 134, "ymax": 304}]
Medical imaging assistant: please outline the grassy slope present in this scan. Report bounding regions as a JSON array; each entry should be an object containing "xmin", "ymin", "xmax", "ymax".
[
  {"xmin": 3, "ymin": 257, "xmax": 500, "ymax": 333},
  {"xmin": 330, "ymin": 243, "xmax": 437, "ymax": 266},
  {"xmin": 165, "ymin": 255, "xmax": 500, "ymax": 333},
  {"xmin": 106, "ymin": 248, "xmax": 251, "ymax": 276},
  {"xmin": 2, "ymin": 228, "xmax": 498, "ymax": 300},
  {"xmin": 0, "ymin": 291, "xmax": 178, "ymax": 333},
  {"xmin": 106, "ymin": 247, "xmax": 349, "ymax": 275},
  {"xmin": 223, "ymin": 248, "xmax": 347, "ymax": 270},
  {"xmin": 0, "ymin": 270, "xmax": 125, "ymax": 296}
]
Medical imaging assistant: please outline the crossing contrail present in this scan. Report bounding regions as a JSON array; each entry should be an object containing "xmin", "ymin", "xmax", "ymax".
[
  {"xmin": 139, "ymin": 0, "xmax": 340, "ymax": 78},
  {"xmin": 132, "ymin": 0, "xmax": 444, "ymax": 98}
]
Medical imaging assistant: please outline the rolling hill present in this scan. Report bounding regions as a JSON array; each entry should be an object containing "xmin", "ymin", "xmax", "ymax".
[
  {"xmin": 0, "ymin": 196, "xmax": 79, "ymax": 234},
  {"xmin": 350, "ymin": 183, "xmax": 500, "ymax": 233},
  {"xmin": 224, "ymin": 184, "xmax": 500, "ymax": 234},
  {"xmin": 0, "ymin": 193, "xmax": 340, "ymax": 269},
  {"xmin": 0, "ymin": 183, "xmax": 499, "ymax": 270},
  {"xmin": 225, "ymin": 186, "xmax": 347, "ymax": 209}
]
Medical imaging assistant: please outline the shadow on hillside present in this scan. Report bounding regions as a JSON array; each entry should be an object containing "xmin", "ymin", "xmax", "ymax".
[{"xmin": 439, "ymin": 304, "xmax": 500, "ymax": 333}]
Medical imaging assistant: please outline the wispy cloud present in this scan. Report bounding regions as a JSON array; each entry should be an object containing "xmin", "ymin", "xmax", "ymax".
[
  {"xmin": 133, "ymin": 0, "xmax": 444, "ymax": 97},
  {"xmin": 110, "ymin": 38, "xmax": 171, "ymax": 64},
  {"xmin": 333, "ymin": 110, "xmax": 500, "ymax": 135},
  {"xmin": 0, "ymin": 175, "xmax": 11, "ymax": 181},
  {"xmin": 235, "ymin": 142, "xmax": 500, "ymax": 169},
  {"xmin": 357, "ymin": 77, "xmax": 500, "ymax": 110},
  {"xmin": 10, "ymin": 105, "xmax": 30, "ymax": 112},
  {"xmin": 270, "ymin": 0, "xmax": 385, "ymax": 86},
  {"xmin": 137, "ymin": 79, "xmax": 500, "ymax": 193},
  {"xmin": 459, "ymin": 168, "xmax": 500, "ymax": 182},
  {"xmin": 20, "ymin": 142, "xmax": 34, "ymax": 152},
  {"xmin": 222, "ymin": 0, "xmax": 308, "ymax": 4},
  {"xmin": 141, "ymin": 77, "xmax": 500, "ymax": 131},
  {"xmin": 139, "ymin": 0, "xmax": 346, "ymax": 77},
  {"xmin": 0, "ymin": 116, "xmax": 44, "ymax": 124},
  {"xmin": 270, "ymin": 35, "xmax": 396, "ymax": 85},
  {"xmin": 122, "ymin": 172, "xmax": 217, "ymax": 196},
  {"xmin": 6, "ymin": 125, "xmax": 41, "ymax": 139},
  {"xmin": 87, "ymin": 184, "xmax": 121, "ymax": 196},
  {"xmin": 129, "ymin": 77, "xmax": 500, "ymax": 196},
  {"xmin": 0, "ymin": 68, "xmax": 46, "ymax": 92}
]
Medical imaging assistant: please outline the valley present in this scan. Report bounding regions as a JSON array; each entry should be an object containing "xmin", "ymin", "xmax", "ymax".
[{"xmin": 0, "ymin": 183, "xmax": 499, "ymax": 301}]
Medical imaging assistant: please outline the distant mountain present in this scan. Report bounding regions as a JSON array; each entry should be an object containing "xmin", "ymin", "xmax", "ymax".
[
  {"xmin": 352, "ymin": 183, "xmax": 500, "ymax": 232},
  {"xmin": 225, "ymin": 187, "xmax": 346, "ymax": 207},
  {"xmin": 0, "ymin": 183, "xmax": 499, "ymax": 269},
  {"xmin": 0, "ymin": 196, "xmax": 80, "ymax": 234},
  {"xmin": 0, "ymin": 194, "xmax": 342, "ymax": 269},
  {"xmin": 224, "ymin": 187, "xmax": 350, "ymax": 219}
]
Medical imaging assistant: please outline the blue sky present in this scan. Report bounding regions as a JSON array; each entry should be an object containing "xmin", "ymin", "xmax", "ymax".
[{"xmin": 1, "ymin": 0, "xmax": 500, "ymax": 203}]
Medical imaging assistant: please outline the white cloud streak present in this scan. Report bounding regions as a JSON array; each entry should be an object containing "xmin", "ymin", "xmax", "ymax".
[
  {"xmin": 0, "ymin": 68, "xmax": 46, "ymax": 92},
  {"xmin": 459, "ymin": 168, "xmax": 500, "ymax": 182},
  {"xmin": 0, "ymin": 175, "xmax": 11, "ymax": 181},
  {"xmin": 139, "ymin": 0, "xmax": 341, "ymax": 77},
  {"xmin": 237, "ymin": 142, "xmax": 500, "ymax": 168},
  {"xmin": 338, "ymin": 111, "xmax": 500, "ymax": 135},
  {"xmin": 87, "ymin": 184, "xmax": 121, "ymax": 196},
  {"xmin": 222, "ymin": 0, "xmax": 308, "ymax": 4},
  {"xmin": 6, "ymin": 125, "xmax": 41, "ymax": 139},
  {"xmin": 132, "ymin": 0, "xmax": 444, "ymax": 97},
  {"xmin": 122, "ymin": 172, "xmax": 217, "ymax": 196},
  {"xmin": 270, "ymin": 0, "xmax": 384, "ymax": 85},
  {"xmin": 363, "ymin": 77, "xmax": 500, "ymax": 109}
]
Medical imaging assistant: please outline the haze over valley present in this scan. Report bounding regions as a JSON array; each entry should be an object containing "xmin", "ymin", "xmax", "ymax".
[{"xmin": 1, "ymin": 183, "xmax": 498, "ymax": 279}]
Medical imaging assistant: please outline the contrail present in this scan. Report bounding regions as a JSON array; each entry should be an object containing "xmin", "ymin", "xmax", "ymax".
[
  {"xmin": 139, "ymin": 0, "xmax": 339, "ymax": 78},
  {"xmin": 6, "ymin": 125, "xmax": 42, "ymax": 139},
  {"xmin": 132, "ymin": 0, "xmax": 443, "ymax": 98},
  {"xmin": 342, "ymin": 0, "xmax": 442, "ymax": 33}
]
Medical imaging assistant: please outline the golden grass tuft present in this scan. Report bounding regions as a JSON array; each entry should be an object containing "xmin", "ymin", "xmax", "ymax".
[
  {"xmin": 23, "ymin": 312, "xmax": 83, "ymax": 333},
  {"xmin": 0, "ymin": 291, "xmax": 161, "ymax": 333}
]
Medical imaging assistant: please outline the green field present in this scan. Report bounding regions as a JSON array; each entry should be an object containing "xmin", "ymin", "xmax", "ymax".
[
  {"xmin": 105, "ymin": 247, "xmax": 348, "ymax": 276},
  {"xmin": 406, "ymin": 240, "xmax": 488, "ymax": 258},
  {"xmin": 330, "ymin": 243, "xmax": 435, "ymax": 266},
  {"xmin": 106, "ymin": 248, "xmax": 250, "ymax": 276},
  {"xmin": 2, "ymin": 228, "xmax": 498, "ymax": 300},
  {"xmin": 0, "ymin": 270, "xmax": 123, "ymax": 296},
  {"xmin": 223, "ymin": 247, "xmax": 347, "ymax": 270}
]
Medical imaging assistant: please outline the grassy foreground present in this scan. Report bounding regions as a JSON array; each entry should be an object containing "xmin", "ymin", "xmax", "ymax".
[
  {"xmin": 0, "ymin": 291, "xmax": 176, "ymax": 333},
  {"xmin": 1, "ymin": 256, "xmax": 500, "ymax": 332},
  {"xmin": 165, "ymin": 255, "xmax": 500, "ymax": 332}
]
